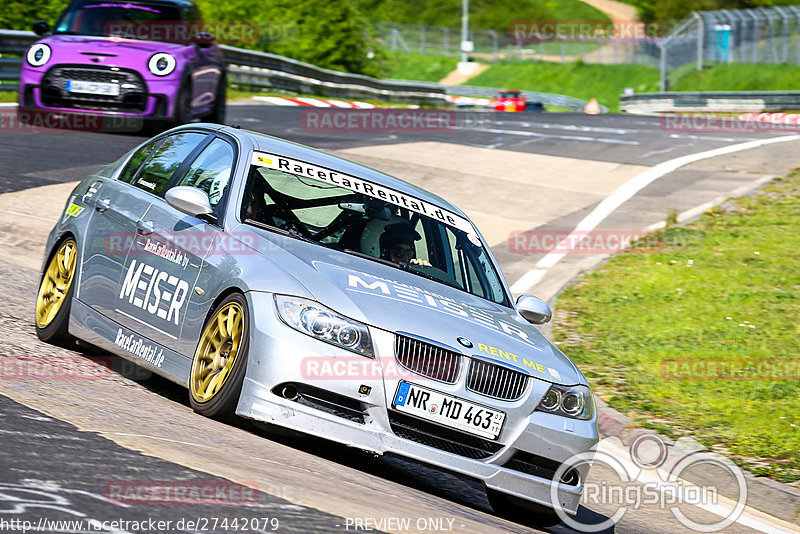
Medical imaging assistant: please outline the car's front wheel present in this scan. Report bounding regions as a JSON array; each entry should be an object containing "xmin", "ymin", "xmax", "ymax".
[
  {"xmin": 171, "ymin": 76, "xmax": 193, "ymax": 127},
  {"xmin": 486, "ymin": 488, "xmax": 562, "ymax": 527},
  {"xmin": 189, "ymin": 293, "xmax": 249, "ymax": 418},
  {"xmin": 35, "ymin": 237, "xmax": 78, "ymax": 345}
]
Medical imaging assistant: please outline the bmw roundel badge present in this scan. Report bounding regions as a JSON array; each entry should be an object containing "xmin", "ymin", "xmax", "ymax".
[{"xmin": 457, "ymin": 337, "xmax": 473, "ymax": 348}]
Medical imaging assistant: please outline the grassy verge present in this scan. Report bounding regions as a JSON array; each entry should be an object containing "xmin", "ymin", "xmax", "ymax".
[
  {"xmin": 0, "ymin": 91, "xmax": 18, "ymax": 103},
  {"xmin": 384, "ymin": 53, "xmax": 458, "ymax": 82},
  {"xmin": 672, "ymin": 63, "xmax": 800, "ymax": 93},
  {"xmin": 467, "ymin": 61, "xmax": 659, "ymax": 112},
  {"xmin": 553, "ymin": 173, "xmax": 800, "ymax": 485}
]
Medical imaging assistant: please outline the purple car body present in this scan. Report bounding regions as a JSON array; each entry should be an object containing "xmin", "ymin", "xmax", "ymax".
[{"xmin": 19, "ymin": 0, "xmax": 225, "ymax": 126}]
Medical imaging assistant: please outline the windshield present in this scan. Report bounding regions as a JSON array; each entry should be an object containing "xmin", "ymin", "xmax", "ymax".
[
  {"xmin": 54, "ymin": 1, "xmax": 186, "ymax": 41},
  {"xmin": 242, "ymin": 154, "xmax": 509, "ymax": 306},
  {"xmin": 499, "ymin": 91, "xmax": 521, "ymax": 99}
]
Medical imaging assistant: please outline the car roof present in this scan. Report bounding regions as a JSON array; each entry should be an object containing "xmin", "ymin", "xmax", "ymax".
[{"xmin": 191, "ymin": 124, "xmax": 469, "ymax": 219}]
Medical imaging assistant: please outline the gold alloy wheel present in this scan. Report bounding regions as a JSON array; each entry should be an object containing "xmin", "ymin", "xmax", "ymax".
[
  {"xmin": 190, "ymin": 302, "xmax": 245, "ymax": 403},
  {"xmin": 35, "ymin": 239, "xmax": 77, "ymax": 328}
]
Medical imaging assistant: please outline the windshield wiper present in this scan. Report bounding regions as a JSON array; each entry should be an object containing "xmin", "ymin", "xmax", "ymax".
[{"xmin": 342, "ymin": 248, "xmax": 463, "ymax": 292}]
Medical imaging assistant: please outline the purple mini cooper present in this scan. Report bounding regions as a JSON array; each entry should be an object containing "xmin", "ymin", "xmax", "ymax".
[{"xmin": 19, "ymin": 0, "xmax": 226, "ymax": 127}]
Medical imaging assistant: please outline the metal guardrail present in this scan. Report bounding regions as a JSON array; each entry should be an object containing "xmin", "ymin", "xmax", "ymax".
[
  {"xmin": 621, "ymin": 91, "xmax": 800, "ymax": 114},
  {"xmin": 0, "ymin": 28, "xmax": 601, "ymax": 111}
]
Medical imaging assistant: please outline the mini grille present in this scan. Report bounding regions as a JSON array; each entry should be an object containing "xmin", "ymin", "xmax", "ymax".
[
  {"xmin": 41, "ymin": 65, "xmax": 147, "ymax": 113},
  {"xmin": 466, "ymin": 359, "xmax": 529, "ymax": 400},
  {"xmin": 394, "ymin": 335, "xmax": 461, "ymax": 383}
]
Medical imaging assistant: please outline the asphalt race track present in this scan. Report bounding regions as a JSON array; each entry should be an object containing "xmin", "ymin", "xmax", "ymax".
[{"xmin": 1, "ymin": 104, "xmax": 799, "ymax": 534}]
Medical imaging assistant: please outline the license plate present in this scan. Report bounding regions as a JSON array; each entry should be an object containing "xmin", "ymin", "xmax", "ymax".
[
  {"xmin": 393, "ymin": 381, "xmax": 505, "ymax": 440},
  {"xmin": 66, "ymin": 80, "xmax": 120, "ymax": 96}
]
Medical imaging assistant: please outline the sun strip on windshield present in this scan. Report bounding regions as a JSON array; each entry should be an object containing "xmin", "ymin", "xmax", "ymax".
[{"xmin": 251, "ymin": 152, "xmax": 477, "ymax": 238}]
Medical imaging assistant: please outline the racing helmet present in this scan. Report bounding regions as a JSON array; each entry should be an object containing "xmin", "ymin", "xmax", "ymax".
[{"xmin": 360, "ymin": 217, "xmax": 421, "ymax": 259}]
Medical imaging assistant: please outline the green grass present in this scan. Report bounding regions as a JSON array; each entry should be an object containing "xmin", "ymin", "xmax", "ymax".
[
  {"xmin": 553, "ymin": 173, "xmax": 800, "ymax": 485},
  {"xmin": 384, "ymin": 53, "xmax": 458, "ymax": 82},
  {"xmin": 354, "ymin": 0, "xmax": 610, "ymax": 31},
  {"xmin": 0, "ymin": 91, "xmax": 18, "ymax": 103},
  {"xmin": 467, "ymin": 60, "xmax": 659, "ymax": 112},
  {"xmin": 672, "ymin": 63, "xmax": 800, "ymax": 93}
]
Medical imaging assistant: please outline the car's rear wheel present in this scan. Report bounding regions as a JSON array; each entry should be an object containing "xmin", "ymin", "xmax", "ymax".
[
  {"xmin": 189, "ymin": 293, "xmax": 249, "ymax": 418},
  {"xmin": 206, "ymin": 74, "xmax": 226, "ymax": 124},
  {"xmin": 171, "ymin": 75, "xmax": 193, "ymax": 127},
  {"xmin": 486, "ymin": 488, "xmax": 562, "ymax": 527},
  {"xmin": 35, "ymin": 237, "xmax": 78, "ymax": 345}
]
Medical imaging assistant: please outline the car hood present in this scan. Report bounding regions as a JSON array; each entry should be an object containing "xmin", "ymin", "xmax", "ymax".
[
  {"xmin": 35, "ymin": 35, "xmax": 187, "ymax": 72},
  {"xmin": 247, "ymin": 233, "xmax": 585, "ymax": 386}
]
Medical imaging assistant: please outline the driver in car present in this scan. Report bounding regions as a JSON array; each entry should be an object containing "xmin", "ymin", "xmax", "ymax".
[{"xmin": 379, "ymin": 223, "xmax": 432, "ymax": 267}]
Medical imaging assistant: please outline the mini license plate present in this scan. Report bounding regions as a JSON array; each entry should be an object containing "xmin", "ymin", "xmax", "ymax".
[
  {"xmin": 393, "ymin": 381, "xmax": 505, "ymax": 440},
  {"xmin": 66, "ymin": 80, "xmax": 120, "ymax": 96}
]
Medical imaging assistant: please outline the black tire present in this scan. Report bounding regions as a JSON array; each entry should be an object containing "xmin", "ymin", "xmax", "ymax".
[
  {"xmin": 206, "ymin": 74, "xmax": 226, "ymax": 124},
  {"xmin": 35, "ymin": 237, "xmax": 78, "ymax": 347},
  {"xmin": 189, "ymin": 293, "xmax": 249, "ymax": 418},
  {"xmin": 171, "ymin": 74, "xmax": 193, "ymax": 127},
  {"xmin": 486, "ymin": 488, "xmax": 562, "ymax": 527}
]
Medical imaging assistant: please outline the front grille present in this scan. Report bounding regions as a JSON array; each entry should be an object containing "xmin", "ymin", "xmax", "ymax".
[
  {"xmin": 466, "ymin": 358, "xmax": 529, "ymax": 400},
  {"xmin": 394, "ymin": 335, "xmax": 461, "ymax": 383},
  {"xmin": 389, "ymin": 411, "xmax": 503, "ymax": 459},
  {"xmin": 503, "ymin": 451, "xmax": 580, "ymax": 486},
  {"xmin": 41, "ymin": 65, "xmax": 147, "ymax": 113}
]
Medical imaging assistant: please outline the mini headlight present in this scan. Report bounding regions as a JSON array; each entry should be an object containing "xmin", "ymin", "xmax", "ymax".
[
  {"xmin": 536, "ymin": 384, "xmax": 593, "ymax": 420},
  {"xmin": 148, "ymin": 52, "xmax": 176, "ymax": 76},
  {"xmin": 275, "ymin": 295, "xmax": 373, "ymax": 357},
  {"xmin": 27, "ymin": 43, "xmax": 51, "ymax": 67}
]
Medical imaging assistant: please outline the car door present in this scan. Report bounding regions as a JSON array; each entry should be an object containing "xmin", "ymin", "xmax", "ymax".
[
  {"xmin": 78, "ymin": 138, "xmax": 161, "ymax": 319},
  {"xmin": 113, "ymin": 131, "xmax": 211, "ymax": 350}
]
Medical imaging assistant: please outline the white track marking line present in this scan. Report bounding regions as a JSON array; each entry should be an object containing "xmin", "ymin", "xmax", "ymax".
[
  {"xmin": 458, "ymin": 126, "xmax": 640, "ymax": 145},
  {"xmin": 0, "ymin": 208, "xmax": 57, "ymax": 222},
  {"xmin": 512, "ymin": 134, "xmax": 800, "ymax": 292},
  {"xmin": 509, "ymin": 269, "xmax": 547, "ymax": 294},
  {"xmin": 601, "ymin": 439, "xmax": 800, "ymax": 534},
  {"xmin": 0, "ymin": 102, "xmax": 19, "ymax": 107},
  {"xmin": 645, "ymin": 174, "xmax": 777, "ymax": 231}
]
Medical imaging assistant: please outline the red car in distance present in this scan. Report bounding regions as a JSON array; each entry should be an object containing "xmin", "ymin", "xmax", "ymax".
[{"xmin": 492, "ymin": 90, "xmax": 526, "ymax": 112}]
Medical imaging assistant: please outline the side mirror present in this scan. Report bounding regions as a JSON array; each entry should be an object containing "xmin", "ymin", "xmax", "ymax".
[
  {"xmin": 516, "ymin": 294, "xmax": 552, "ymax": 325},
  {"xmin": 165, "ymin": 186, "xmax": 213, "ymax": 218},
  {"xmin": 193, "ymin": 32, "xmax": 216, "ymax": 48},
  {"xmin": 32, "ymin": 20, "xmax": 50, "ymax": 36}
]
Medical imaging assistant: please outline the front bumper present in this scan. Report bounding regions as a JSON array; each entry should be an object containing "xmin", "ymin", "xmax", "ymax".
[
  {"xmin": 236, "ymin": 292, "xmax": 598, "ymax": 514},
  {"xmin": 19, "ymin": 64, "xmax": 178, "ymax": 120}
]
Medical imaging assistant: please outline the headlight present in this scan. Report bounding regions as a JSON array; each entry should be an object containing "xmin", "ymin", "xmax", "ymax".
[
  {"xmin": 274, "ymin": 295, "xmax": 374, "ymax": 357},
  {"xmin": 536, "ymin": 384, "xmax": 594, "ymax": 420},
  {"xmin": 148, "ymin": 53, "xmax": 176, "ymax": 76},
  {"xmin": 27, "ymin": 44, "xmax": 51, "ymax": 67}
]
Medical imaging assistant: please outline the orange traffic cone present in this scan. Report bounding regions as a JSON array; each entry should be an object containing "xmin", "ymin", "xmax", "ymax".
[{"xmin": 584, "ymin": 98, "xmax": 600, "ymax": 114}]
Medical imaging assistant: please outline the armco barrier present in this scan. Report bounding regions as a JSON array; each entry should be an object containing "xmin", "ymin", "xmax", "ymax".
[
  {"xmin": 0, "ymin": 28, "xmax": 600, "ymax": 110},
  {"xmin": 621, "ymin": 91, "xmax": 800, "ymax": 114}
]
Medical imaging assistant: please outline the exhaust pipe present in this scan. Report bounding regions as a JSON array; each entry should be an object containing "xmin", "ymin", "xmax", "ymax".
[{"xmin": 280, "ymin": 384, "xmax": 299, "ymax": 401}]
